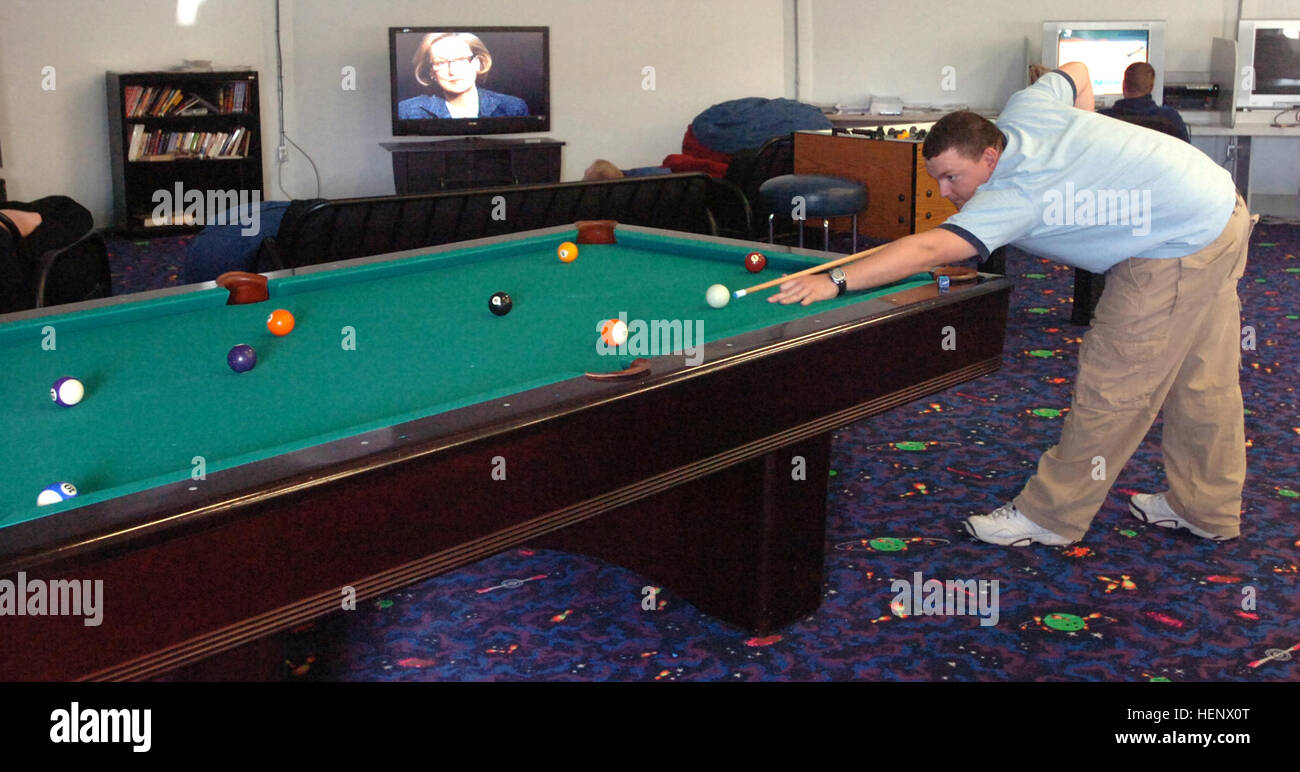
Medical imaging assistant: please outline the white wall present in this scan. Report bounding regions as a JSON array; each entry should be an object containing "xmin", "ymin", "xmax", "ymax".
[
  {"xmin": 1244, "ymin": 0, "xmax": 1300, "ymax": 19},
  {"xmin": 803, "ymin": 0, "xmax": 1250, "ymax": 109},
  {"xmin": 0, "ymin": 0, "xmax": 277, "ymax": 223},
  {"xmin": 1, "ymin": 0, "xmax": 1296, "ymax": 224},
  {"xmin": 275, "ymin": 0, "xmax": 787, "ymax": 200},
  {"xmin": 804, "ymin": 0, "xmax": 1300, "ymax": 194},
  {"xmin": 0, "ymin": 0, "xmax": 785, "ymax": 224}
]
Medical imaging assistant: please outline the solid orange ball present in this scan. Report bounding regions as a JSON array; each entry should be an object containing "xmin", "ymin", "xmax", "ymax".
[
  {"xmin": 557, "ymin": 241, "xmax": 579, "ymax": 263},
  {"xmin": 267, "ymin": 308, "xmax": 295, "ymax": 336}
]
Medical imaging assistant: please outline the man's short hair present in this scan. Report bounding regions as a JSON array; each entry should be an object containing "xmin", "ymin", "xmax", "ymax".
[
  {"xmin": 921, "ymin": 111, "xmax": 1006, "ymax": 161},
  {"xmin": 1123, "ymin": 62, "xmax": 1156, "ymax": 97}
]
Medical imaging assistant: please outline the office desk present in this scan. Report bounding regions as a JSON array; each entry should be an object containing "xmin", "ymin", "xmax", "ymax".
[{"xmin": 1188, "ymin": 116, "xmax": 1300, "ymax": 218}]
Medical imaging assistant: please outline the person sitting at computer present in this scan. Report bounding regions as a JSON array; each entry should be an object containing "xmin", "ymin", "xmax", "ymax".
[
  {"xmin": 397, "ymin": 32, "xmax": 528, "ymax": 119},
  {"xmin": 1101, "ymin": 62, "xmax": 1190, "ymax": 142}
]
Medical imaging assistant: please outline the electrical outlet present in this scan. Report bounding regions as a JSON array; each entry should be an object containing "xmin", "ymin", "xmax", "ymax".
[{"xmin": 277, "ymin": 145, "xmax": 288, "ymax": 163}]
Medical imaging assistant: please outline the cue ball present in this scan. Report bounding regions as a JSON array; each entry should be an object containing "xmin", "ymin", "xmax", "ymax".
[
  {"xmin": 267, "ymin": 309, "xmax": 295, "ymax": 336},
  {"xmin": 706, "ymin": 284, "xmax": 730, "ymax": 309},
  {"xmin": 50, "ymin": 376, "xmax": 84, "ymax": 407},
  {"xmin": 557, "ymin": 242, "xmax": 579, "ymax": 263},
  {"xmin": 228, "ymin": 344, "xmax": 257, "ymax": 373},
  {"xmin": 601, "ymin": 318, "xmax": 628, "ymax": 346},
  {"xmin": 489, "ymin": 291, "xmax": 513, "ymax": 316},
  {"xmin": 745, "ymin": 252, "xmax": 767, "ymax": 273},
  {"xmin": 38, "ymin": 482, "xmax": 77, "ymax": 506}
]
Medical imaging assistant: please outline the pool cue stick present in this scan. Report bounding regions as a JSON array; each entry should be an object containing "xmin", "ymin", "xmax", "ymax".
[{"xmin": 733, "ymin": 244, "xmax": 888, "ymax": 298}]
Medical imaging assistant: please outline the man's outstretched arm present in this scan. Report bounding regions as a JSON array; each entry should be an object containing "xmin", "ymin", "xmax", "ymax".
[
  {"xmin": 1058, "ymin": 61, "xmax": 1095, "ymax": 111},
  {"xmin": 768, "ymin": 227, "xmax": 977, "ymax": 305}
]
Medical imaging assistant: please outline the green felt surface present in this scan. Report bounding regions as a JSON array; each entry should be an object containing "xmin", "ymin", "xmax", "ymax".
[{"xmin": 0, "ymin": 229, "xmax": 932, "ymax": 527}]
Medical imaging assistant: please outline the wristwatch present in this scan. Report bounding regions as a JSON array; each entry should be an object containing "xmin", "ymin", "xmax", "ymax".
[{"xmin": 828, "ymin": 267, "xmax": 848, "ymax": 296}]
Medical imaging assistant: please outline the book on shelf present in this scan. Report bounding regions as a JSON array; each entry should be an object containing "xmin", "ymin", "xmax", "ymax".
[
  {"xmin": 123, "ymin": 84, "xmax": 243, "ymax": 117},
  {"xmin": 127, "ymin": 124, "xmax": 250, "ymax": 160},
  {"xmin": 217, "ymin": 82, "xmax": 250, "ymax": 113},
  {"xmin": 142, "ymin": 211, "xmax": 199, "ymax": 227}
]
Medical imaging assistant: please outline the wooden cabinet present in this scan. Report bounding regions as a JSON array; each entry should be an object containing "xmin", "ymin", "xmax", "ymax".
[
  {"xmin": 794, "ymin": 130, "xmax": 956, "ymax": 241},
  {"xmin": 106, "ymin": 70, "xmax": 263, "ymax": 236},
  {"xmin": 380, "ymin": 138, "xmax": 564, "ymax": 194}
]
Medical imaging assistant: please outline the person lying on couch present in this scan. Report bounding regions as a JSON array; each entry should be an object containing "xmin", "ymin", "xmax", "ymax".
[{"xmin": 1, "ymin": 195, "xmax": 94, "ymax": 313}]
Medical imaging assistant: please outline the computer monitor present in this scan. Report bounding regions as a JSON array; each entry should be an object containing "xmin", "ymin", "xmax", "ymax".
[
  {"xmin": 1041, "ymin": 21, "xmax": 1167, "ymax": 107},
  {"xmin": 1236, "ymin": 20, "xmax": 1300, "ymax": 109}
]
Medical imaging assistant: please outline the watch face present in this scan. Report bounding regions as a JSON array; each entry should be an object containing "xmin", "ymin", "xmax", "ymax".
[{"xmin": 830, "ymin": 268, "xmax": 846, "ymax": 282}]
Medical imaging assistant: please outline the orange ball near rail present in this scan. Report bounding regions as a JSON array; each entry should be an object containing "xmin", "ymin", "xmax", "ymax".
[
  {"xmin": 557, "ymin": 242, "xmax": 579, "ymax": 263},
  {"xmin": 267, "ymin": 309, "xmax": 295, "ymax": 336}
]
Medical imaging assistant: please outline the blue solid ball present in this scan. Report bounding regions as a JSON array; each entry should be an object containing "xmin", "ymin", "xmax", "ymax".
[{"xmin": 228, "ymin": 344, "xmax": 257, "ymax": 373}]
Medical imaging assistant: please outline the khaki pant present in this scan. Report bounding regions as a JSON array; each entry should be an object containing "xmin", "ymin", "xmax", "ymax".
[{"xmin": 1014, "ymin": 195, "xmax": 1257, "ymax": 540}]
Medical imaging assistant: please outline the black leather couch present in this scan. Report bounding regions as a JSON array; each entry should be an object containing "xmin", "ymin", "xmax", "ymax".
[
  {"xmin": 0, "ymin": 209, "xmax": 111, "ymax": 314},
  {"xmin": 259, "ymin": 172, "xmax": 752, "ymax": 270}
]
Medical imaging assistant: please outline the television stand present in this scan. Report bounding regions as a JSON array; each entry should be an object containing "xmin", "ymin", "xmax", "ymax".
[{"xmin": 380, "ymin": 137, "xmax": 564, "ymax": 193}]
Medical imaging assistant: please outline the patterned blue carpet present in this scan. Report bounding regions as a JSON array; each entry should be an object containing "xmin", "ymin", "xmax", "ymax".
[
  {"xmin": 105, "ymin": 233, "xmax": 195, "ymax": 296},
  {"xmin": 107, "ymin": 225, "xmax": 1299, "ymax": 681}
]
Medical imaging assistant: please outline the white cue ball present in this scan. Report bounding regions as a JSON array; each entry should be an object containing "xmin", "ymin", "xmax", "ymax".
[{"xmin": 706, "ymin": 284, "xmax": 730, "ymax": 309}]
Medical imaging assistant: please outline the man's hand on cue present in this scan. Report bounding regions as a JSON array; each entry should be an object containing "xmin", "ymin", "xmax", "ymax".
[
  {"xmin": 768, "ymin": 229, "xmax": 978, "ymax": 305},
  {"xmin": 768, "ymin": 274, "xmax": 838, "ymax": 306}
]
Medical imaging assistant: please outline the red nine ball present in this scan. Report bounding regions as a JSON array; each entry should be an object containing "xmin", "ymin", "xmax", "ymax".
[{"xmin": 745, "ymin": 251, "xmax": 767, "ymax": 273}]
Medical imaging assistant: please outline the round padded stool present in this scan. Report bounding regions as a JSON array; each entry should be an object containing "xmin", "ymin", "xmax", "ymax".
[{"xmin": 758, "ymin": 174, "xmax": 868, "ymax": 252}]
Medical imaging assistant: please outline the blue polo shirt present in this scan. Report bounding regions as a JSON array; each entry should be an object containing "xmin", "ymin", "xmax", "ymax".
[
  {"xmin": 939, "ymin": 70, "xmax": 1236, "ymax": 273},
  {"xmin": 1101, "ymin": 95, "xmax": 1190, "ymax": 142}
]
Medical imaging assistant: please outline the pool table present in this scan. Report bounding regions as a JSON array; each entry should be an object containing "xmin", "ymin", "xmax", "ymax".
[{"xmin": 0, "ymin": 224, "xmax": 1012, "ymax": 680}]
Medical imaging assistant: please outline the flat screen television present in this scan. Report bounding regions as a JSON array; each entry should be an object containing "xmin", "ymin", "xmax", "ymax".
[
  {"xmin": 389, "ymin": 27, "xmax": 550, "ymax": 136},
  {"xmin": 1236, "ymin": 20, "xmax": 1300, "ymax": 109},
  {"xmin": 1041, "ymin": 21, "xmax": 1166, "ymax": 107}
]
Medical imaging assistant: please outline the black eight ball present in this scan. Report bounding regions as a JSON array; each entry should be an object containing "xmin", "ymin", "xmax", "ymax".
[{"xmin": 489, "ymin": 291, "xmax": 513, "ymax": 316}]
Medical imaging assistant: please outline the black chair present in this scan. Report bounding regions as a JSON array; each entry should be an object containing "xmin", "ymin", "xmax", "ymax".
[
  {"xmin": 33, "ymin": 231, "xmax": 112, "ymax": 308},
  {"xmin": 1071, "ymin": 113, "xmax": 1190, "ymax": 325},
  {"xmin": 702, "ymin": 177, "xmax": 754, "ymax": 241},
  {"xmin": 985, "ymin": 246, "xmax": 1008, "ymax": 276},
  {"xmin": 721, "ymin": 134, "xmax": 795, "ymax": 241},
  {"xmin": 1104, "ymin": 113, "xmax": 1189, "ymax": 142},
  {"xmin": 0, "ymin": 211, "xmax": 111, "ymax": 314},
  {"xmin": 0, "ymin": 212, "xmax": 26, "ymax": 313}
]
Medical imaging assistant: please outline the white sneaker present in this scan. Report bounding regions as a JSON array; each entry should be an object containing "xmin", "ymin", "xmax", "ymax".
[
  {"xmin": 963, "ymin": 503, "xmax": 1074, "ymax": 547},
  {"xmin": 1129, "ymin": 493, "xmax": 1233, "ymax": 541}
]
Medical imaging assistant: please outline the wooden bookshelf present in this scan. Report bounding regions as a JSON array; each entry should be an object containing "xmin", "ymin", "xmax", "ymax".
[{"xmin": 107, "ymin": 70, "xmax": 263, "ymax": 236}]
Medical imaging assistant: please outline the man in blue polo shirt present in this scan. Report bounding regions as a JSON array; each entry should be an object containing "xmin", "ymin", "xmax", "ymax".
[{"xmin": 770, "ymin": 61, "xmax": 1255, "ymax": 547}]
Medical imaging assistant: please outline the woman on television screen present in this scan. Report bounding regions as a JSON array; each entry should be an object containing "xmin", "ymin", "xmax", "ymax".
[{"xmin": 398, "ymin": 32, "xmax": 528, "ymax": 119}]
